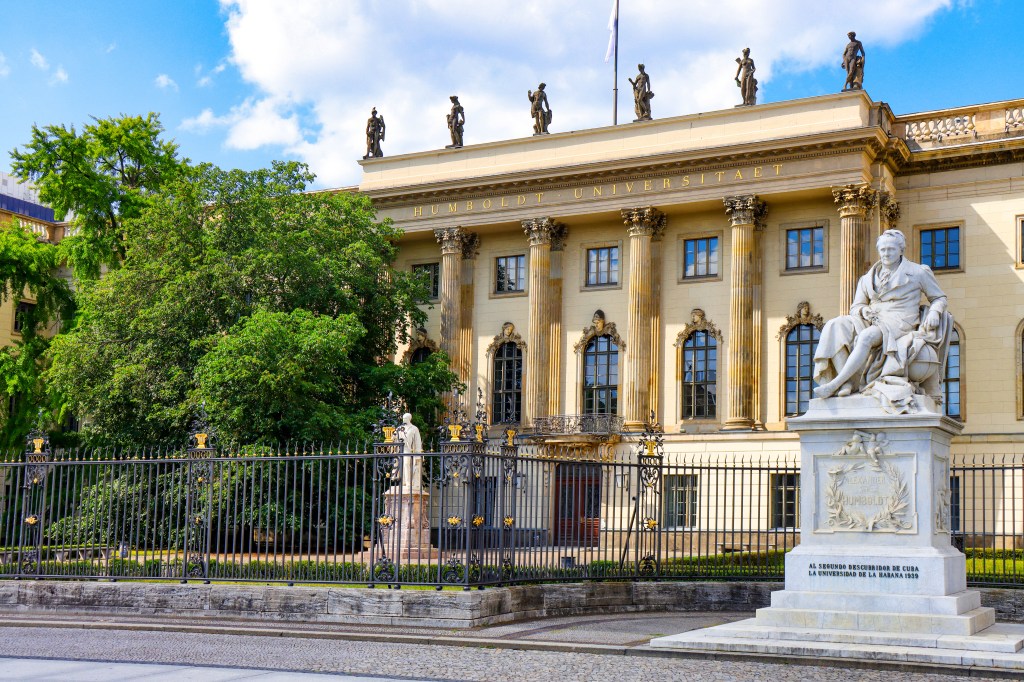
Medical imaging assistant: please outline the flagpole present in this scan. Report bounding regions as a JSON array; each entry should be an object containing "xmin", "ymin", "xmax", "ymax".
[{"xmin": 612, "ymin": 0, "xmax": 619, "ymax": 125}]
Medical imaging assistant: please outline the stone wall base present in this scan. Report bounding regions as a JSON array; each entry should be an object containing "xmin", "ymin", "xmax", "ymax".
[{"xmin": 0, "ymin": 580, "xmax": 1021, "ymax": 628}]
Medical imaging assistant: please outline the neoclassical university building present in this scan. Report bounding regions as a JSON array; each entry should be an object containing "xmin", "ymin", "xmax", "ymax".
[{"xmin": 358, "ymin": 91, "xmax": 1023, "ymax": 465}]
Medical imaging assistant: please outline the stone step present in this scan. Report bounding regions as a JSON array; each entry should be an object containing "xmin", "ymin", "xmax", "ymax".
[
  {"xmin": 769, "ymin": 589, "xmax": 981, "ymax": 616},
  {"xmin": 754, "ymin": 605, "xmax": 995, "ymax": 636},
  {"xmin": 650, "ymin": 619, "xmax": 1024, "ymax": 668}
]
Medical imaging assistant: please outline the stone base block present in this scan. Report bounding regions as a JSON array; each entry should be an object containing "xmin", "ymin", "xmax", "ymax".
[
  {"xmin": 651, "ymin": 620, "xmax": 1024, "ymax": 668},
  {"xmin": 784, "ymin": 547, "xmax": 967, "ymax": 596},
  {"xmin": 755, "ymin": 605, "xmax": 994, "ymax": 636},
  {"xmin": 770, "ymin": 588, "xmax": 980, "ymax": 615}
]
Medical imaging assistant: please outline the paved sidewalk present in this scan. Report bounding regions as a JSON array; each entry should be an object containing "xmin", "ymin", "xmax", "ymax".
[
  {"xmin": 0, "ymin": 611, "xmax": 1014, "ymax": 681},
  {"xmin": 0, "ymin": 658, "xmax": 410, "ymax": 681}
]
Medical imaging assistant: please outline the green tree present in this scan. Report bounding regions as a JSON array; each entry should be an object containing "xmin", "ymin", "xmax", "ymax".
[
  {"xmin": 0, "ymin": 222, "xmax": 74, "ymax": 446},
  {"xmin": 47, "ymin": 160, "xmax": 455, "ymax": 444},
  {"xmin": 10, "ymin": 113, "xmax": 184, "ymax": 280}
]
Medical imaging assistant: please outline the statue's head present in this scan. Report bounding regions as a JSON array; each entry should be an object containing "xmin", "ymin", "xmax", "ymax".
[
  {"xmin": 371, "ymin": 107, "xmax": 378, "ymax": 116},
  {"xmin": 638, "ymin": 63, "xmax": 645, "ymax": 71},
  {"xmin": 450, "ymin": 95, "xmax": 459, "ymax": 103},
  {"xmin": 538, "ymin": 82, "xmax": 546, "ymax": 90},
  {"xmin": 848, "ymin": 31, "xmax": 856, "ymax": 40},
  {"xmin": 402, "ymin": 412, "xmax": 412, "ymax": 424},
  {"xmin": 742, "ymin": 47, "xmax": 750, "ymax": 56},
  {"xmin": 592, "ymin": 309, "xmax": 606, "ymax": 333},
  {"xmin": 690, "ymin": 308, "xmax": 706, "ymax": 324},
  {"xmin": 501, "ymin": 322, "xmax": 515, "ymax": 337},
  {"xmin": 876, "ymin": 229, "xmax": 906, "ymax": 266},
  {"xmin": 797, "ymin": 301, "xmax": 810, "ymax": 318}
]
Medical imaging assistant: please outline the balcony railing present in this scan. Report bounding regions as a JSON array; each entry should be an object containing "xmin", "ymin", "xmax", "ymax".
[
  {"xmin": 895, "ymin": 99, "xmax": 1024, "ymax": 149},
  {"xmin": 529, "ymin": 413, "xmax": 624, "ymax": 437}
]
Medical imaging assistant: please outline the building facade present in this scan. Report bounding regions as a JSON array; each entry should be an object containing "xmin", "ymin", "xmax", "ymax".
[{"xmin": 356, "ymin": 92, "xmax": 1024, "ymax": 474}]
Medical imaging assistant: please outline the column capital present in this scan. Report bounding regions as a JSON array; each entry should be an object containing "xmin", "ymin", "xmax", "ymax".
[
  {"xmin": 621, "ymin": 206, "xmax": 666, "ymax": 239},
  {"xmin": 880, "ymin": 192, "xmax": 901, "ymax": 230},
  {"xmin": 831, "ymin": 183, "xmax": 878, "ymax": 219},
  {"xmin": 434, "ymin": 227, "xmax": 479, "ymax": 258},
  {"xmin": 723, "ymin": 195, "xmax": 767, "ymax": 228},
  {"xmin": 522, "ymin": 217, "xmax": 565, "ymax": 248}
]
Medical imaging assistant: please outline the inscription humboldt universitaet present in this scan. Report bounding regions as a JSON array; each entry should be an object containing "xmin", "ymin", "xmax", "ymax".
[{"xmin": 408, "ymin": 163, "xmax": 785, "ymax": 218}]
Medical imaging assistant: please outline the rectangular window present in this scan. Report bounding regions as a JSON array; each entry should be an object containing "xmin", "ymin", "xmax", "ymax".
[
  {"xmin": 664, "ymin": 474, "xmax": 699, "ymax": 528},
  {"xmin": 586, "ymin": 246, "xmax": 619, "ymax": 287},
  {"xmin": 920, "ymin": 226, "xmax": 960, "ymax": 271},
  {"xmin": 949, "ymin": 475, "xmax": 961, "ymax": 534},
  {"xmin": 770, "ymin": 473, "xmax": 800, "ymax": 529},
  {"xmin": 495, "ymin": 255, "xmax": 526, "ymax": 293},
  {"xmin": 1019, "ymin": 217, "xmax": 1024, "ymax": 266},
  {"xmin": 683, "ymin": 237, "xmax": 719, "ymax": 279},
  {"xmin": 412, "ymin": 262, "xmax": 440, "ymax": 300},
  {"xmin": 13, "ymin": 301, "xmax": 35, "ymax": 334},
  {"xmin": 786, "ymin": 227, "xmax": 824, "ymax": 270}
]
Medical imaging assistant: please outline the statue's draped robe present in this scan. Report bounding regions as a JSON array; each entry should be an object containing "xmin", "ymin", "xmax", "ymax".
[{"xmin": 813, "ymin": 258, "xmax": 948, "ymax": 411}]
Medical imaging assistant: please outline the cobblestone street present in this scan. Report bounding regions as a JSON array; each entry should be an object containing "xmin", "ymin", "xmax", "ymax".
[{"xmin": 0, "ymin": 616, "xmax": 1013, "ymax": 681}]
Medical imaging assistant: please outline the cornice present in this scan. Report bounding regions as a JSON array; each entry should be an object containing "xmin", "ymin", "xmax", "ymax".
[
  {"xmin": 896, "ymin": 135, "xmax": 1024, "ymax": 176},
  {"xmin": 362, "ymin": 128, "xmax": 890, "ymax": 207}
]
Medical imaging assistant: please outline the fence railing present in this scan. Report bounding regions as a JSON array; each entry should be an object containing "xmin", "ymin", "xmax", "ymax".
[{"xmin": 0, "ymin": 441, "xmax": 1021, "ymax": 588}]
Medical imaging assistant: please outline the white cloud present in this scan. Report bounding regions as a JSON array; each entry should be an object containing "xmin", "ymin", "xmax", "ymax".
[
  {"xmin": 0, "ymin": 53, "xmax": 9, "ymax": 78},
  {"xmin": 29, "ymin": 48, "xmax": 48, "ymax": 70},
  {"xmin": 155, "ymin": 74, "xmax": 179, "ymax": 91},
  {"xmin": 198, "ymin": 0, "xmax": 954, "ymax": 187},
  {"xmin": 196, "ymin": 62, "xmax": 226, "ymax": 88},
  {"xmin": 49, "ymin": 66, "xmax": 68, "ymax": 85},
  {"xmin": 105, "ymin": 43, "xmax": 117, "ymax": 53}
]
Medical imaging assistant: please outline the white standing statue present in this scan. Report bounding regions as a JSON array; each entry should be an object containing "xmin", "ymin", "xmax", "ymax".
[
  {"xmin": 398, "ymin": 413, "xmax": 423, "ymax": 491},
  {"xmin": 812, "ymin": 229, "xmax": 953, "ymax": 413}
]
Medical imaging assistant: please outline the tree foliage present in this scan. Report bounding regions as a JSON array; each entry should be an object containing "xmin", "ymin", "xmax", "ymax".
[
  {"xmin": 10, "ymin": 113, "xmax": 184, "ymax": 279},
  {"xmin": 46, "ymin": 160, "xmax": 455, "ymax": 445}
]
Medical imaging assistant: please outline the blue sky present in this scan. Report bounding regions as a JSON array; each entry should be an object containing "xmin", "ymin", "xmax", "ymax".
[{"xmin": 0, "ymin": 1, "xmax": 1018, "ymax": 189}]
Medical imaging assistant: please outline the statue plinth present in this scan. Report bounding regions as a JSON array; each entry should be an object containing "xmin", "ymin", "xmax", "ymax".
[
  {"xmin": 382, "ymin": 487, "xmax": 437, "ymax": 561},
  {"xmin": 652, "ymin": 397, "xmax": 1024, "ymax": 666}
]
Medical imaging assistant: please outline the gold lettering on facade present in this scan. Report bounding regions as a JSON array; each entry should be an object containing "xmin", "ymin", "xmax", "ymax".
[
  {"xmin": 663, "ymin": 178, "xmax": 671, "ymax": 189},
  {"xmin": 774, "ymin": 164, "xmax": 783, "ymax": 175},
  {"xmin": 501, "ymin": 197, "xmax": 509, "ymax": 207},
  {"xmin": 448, "ymin": 202, "xmax": 458, "ymax": 213},
  {"xmin": 517, "ymin": 195, "xmax": 527, "ymax": 205},
  {"xmin": 574, "ymin": 188, "xmax": 584, "ymax": 199},
  {"xmin": 715, "ymin": 171, "xmax": 725, "ymax": 182},
  {"xmin": 593, "ymin": 186, "xmax": 603, "ymax": 197},
  {"xmin": 644, "ymin": 179, "xmax": 653, "ymax": 191},
  {"xmin": 431, "ymin": 205, "xmax": 439, "ymax": 215},
  {"xmin": 625, "ymin": 182, "xmax": 634, "ymax": 193},
  {"xmin": 466, "ymin": 200, "xmax": 473, "ymax": 210},
  {"xmin": 700, "ymin": 174, "xmax": 705, "ymax": 185},
  {"xmin": 754, "ymin": 167, "xmax": 762, "ymax": 178},
  {"xmin": 535, "ymin": 192, "xmax": 544, "ymax": 203},
  {"xmin": 612, "ymin": 184, "xmax": 617, "ymax": 195},
  {"xmin": 413, "ymin": 206, "xmax": 423, "ymax": 217},
  {"xmin": 483, "ymin": 198, "xmax": 492, "ymax": 208},
  {"xmin": 734, "ymin": 170, "xmax": 743, "ymax": 180}
]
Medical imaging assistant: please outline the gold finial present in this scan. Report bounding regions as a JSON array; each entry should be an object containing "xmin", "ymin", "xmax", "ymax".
[
  {"xmin": 475, "ymin": 423, "xmax": 484, "ymax": 443},
  {"xmin": 644, "ymin": 439, "xmax": 656, "ymax": 457},
  {"xmin": 448, "ymin": 424, "xmax": 463, "ymax": 442},
  {"xmin": 505, "ymin": 428, "xmax": 516, "ymax": 447},
  {"xmin": 32, "ymin": 438, "xmax": 44, "ymax": 454},
  {"xmin": 382, "ymin": 426, "xmax": 397, "ymax": 443},
  {"xmin": 195, "ymin": 433, "xmax": 208, "ymax": 449}
]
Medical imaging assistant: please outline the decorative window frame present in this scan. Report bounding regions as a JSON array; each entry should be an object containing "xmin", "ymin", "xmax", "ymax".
[
  {"xmin": 776, "ymin": 301, "xmax": 825, "ymax": 420},
  {"xmin": 486, "ymin": 322, "xmax": 527, "ymax": 424},
  {"xmin": 779, "ymin": 219, "xmax": 830, "ymax": 276},
  {"xmin": 1016, "ymin": 319, "xmax": 1024, "ymax": 420},
  {"xmin": 490, "ymin": 253, "xmax": 529, "ymax": 299},
  {"xmin": 573, "ymin": 310, "xmax": 624, "ymax": 414},
  {"xmin": 410, "ymin": 259, "xmax": 442, "ymax": 302},
  {"xmin": 11, "ymin": 299, "xmax": 36, "ymax": 337},
  {"xmin": 944, "ymin": 322, "xmax": 966, "ymax": 422},
  {"xmin": 1015, "ymin": 215, "xmax": 1024, "ymax": 269},
  {"xmin": 579, "ymin": 239, "xmax": 624, "ymax": 292},
  {"xmin": 673, "ymin": 308, "xmax": 723, "ymax": 422},
  {"xmin": 912, "ymin": 221, "xmax": 965, "ymax": 275},
  {"xmin": 677, "ymin": 231, "xmax": 725, "ymax": 283},
  {"xmin": 401, "ymin": 328, "xmax": 440, "ymax": 365}
]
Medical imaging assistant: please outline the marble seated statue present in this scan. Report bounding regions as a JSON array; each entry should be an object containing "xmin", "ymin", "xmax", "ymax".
[{"xmin": 812, "ymin": 229, "xmax": 953, "ymax": 413}]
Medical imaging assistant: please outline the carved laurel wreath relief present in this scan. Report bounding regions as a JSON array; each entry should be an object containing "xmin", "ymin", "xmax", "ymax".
[{"xmin": 826, "ymin": 430, "xmax": 912, "ymax": 532}]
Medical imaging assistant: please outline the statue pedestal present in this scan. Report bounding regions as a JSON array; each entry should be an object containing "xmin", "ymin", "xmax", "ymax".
[
  {"xmin": 383, "ymin": 488, "xmax": 437, "ymax": 562},
  {"xmin": 652, "ymin": 395, "xmax": 1024, "ymax": 669}
]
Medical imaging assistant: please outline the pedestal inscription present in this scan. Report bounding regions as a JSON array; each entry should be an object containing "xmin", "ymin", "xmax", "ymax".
[{"xmin": 814, "ymin": 431, "xmax": 917, "ymax": 534}]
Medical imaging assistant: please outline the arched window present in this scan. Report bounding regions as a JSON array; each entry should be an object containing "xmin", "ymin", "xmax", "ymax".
[
  {"xmin": 785, "ymin": 324, "xmax": 820, "ymax": 417},
  {"xmin": 492, "ymin": 342, "xmax": 523, "ymax": 423},
  {"xmin": 410, "ymin": 347, "xmax": 433, "ymax": 365},
  {"xmin": 583, "ymin": 336, "xmax": 618, "ymax": 414},
  {"xmin": 681, "ymin": 330, "xmax": 717, "ymax": 419},
  {"xmin": 945, "ymin": 328, "xmax": 961, "ymax": 419}
]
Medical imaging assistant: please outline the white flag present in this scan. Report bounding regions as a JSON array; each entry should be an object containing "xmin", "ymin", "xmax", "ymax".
[{"xmin": 604, "ymin": 0, "xmax": 618, "ymax": 63}]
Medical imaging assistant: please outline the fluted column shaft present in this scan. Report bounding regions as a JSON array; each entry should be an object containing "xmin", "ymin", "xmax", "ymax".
[
  {"xmin": 523, "ymin": 218, "xmax": 560, "ymax": 426},
  {"xmin": 621, "ymin": 207, "xmax": 665, "ymax": 430},
  {"xmin": 832, "ymin": 184, "xmax": 877, "ymax": 314},
  {"xmin": 723, "ymin": 196, "xmax": 766, "ymax": 431}
]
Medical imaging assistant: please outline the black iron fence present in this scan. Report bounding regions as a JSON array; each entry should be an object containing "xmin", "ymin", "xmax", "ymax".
[{"xmin": 0, "ymin": 433, "xmax": 1022, "ymax": 588}]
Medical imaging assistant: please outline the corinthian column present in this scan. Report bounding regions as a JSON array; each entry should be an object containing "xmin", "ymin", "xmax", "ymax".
[
  {"xmin": 522, "ymin": 218, "xmax": 562, "ymax": 426},
  {"xmin": 621, "ymin": 206, "xmax": 665, "ymax": 430},
  {"xmin": 434, "ymin": 227, "xmax": 468, "ymax": 380},
  {"xmin": 722, "ymin": 195, "xmax": 766, "ymax": 431},
  {"xmin": 832, "ymin": 184, "xmax": 877, "ymax": 314}
]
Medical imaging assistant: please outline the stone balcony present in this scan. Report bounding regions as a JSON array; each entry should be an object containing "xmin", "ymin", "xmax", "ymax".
[{"xmin": 894, "ymin": 98, "xmax": 1024, "ymax": 150}]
